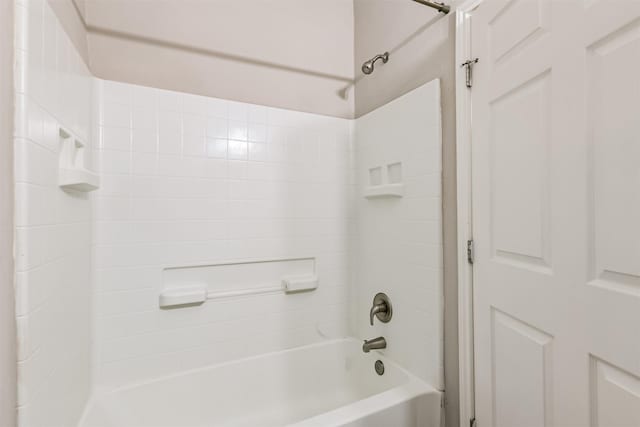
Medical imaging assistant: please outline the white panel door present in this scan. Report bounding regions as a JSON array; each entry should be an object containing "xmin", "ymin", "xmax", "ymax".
[{"xmin": 470, "ymin": 0, "xmax": 640, "ymax": 426}]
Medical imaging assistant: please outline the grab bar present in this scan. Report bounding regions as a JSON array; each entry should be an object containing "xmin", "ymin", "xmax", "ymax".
[
  {"xmin": 159, "ymin": 275, "xmax": 318, "ymax": 308},
  {"xmin": 206, "ymin": 285, "xmax": 283, "ymax": 300}
]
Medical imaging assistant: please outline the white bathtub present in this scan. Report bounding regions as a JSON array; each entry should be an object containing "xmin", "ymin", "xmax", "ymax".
[{"xmin": 80, "ymin": 339, "xmax": 442, "ymax": 427}]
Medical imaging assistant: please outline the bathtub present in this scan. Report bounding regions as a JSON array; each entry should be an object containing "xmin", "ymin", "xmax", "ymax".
[{"xmin": 80, "ymin": 338, "xmax": 442, "ymax": 427}]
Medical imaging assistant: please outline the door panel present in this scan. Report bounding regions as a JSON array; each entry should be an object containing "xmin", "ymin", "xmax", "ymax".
[
  {"xmin": 590, "ymin": 357, "xmax": 640, "ymax": 427},
  {"xmin": 471, "ymin": 1, "xmax": 640, "ymax": 426},
  {"xmin": 492, "ymin": 309, "xmax": 553, "ymax": 427},
  {"xmin": 490, "ymin": 70, "xmax": 551, "ymax": 270},
  {"xmin": 489, "ymin": 0, "xmax": 551, "ymax": 65},
  {"xmin": 588, "ymin": 19, "xmax": 640, "ymax": 293}
]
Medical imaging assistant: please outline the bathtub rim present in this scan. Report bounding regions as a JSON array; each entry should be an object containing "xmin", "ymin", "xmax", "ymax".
[{"xmin": 80, "ymin": 337, "xmax": 442, "ymax": 427}]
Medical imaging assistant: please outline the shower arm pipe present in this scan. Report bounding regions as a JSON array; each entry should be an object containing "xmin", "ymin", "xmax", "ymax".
[{"xmin": 410, "ymin": 0, "xmax": 450, "ymax": 14}]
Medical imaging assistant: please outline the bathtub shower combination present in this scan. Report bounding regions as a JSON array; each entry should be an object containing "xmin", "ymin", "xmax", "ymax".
[{"xmin": 13, "ymin": 0, "xmax": 444, "ymax": 426}]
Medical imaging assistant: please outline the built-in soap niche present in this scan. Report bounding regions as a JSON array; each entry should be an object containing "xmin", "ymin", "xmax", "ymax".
[
  {"xmin": 364, "ymin": 161, "xmax": 404, "ymax": 199},
  {"xmin": 58, "ymin": 127, "xmax": 99, "ymax": 192},
  {"xmin": 159, "ymin": 257, "xmax": 318, "ymax": 309},
  {"xmin": 387, "ymin": 162, "xmax": 402, "ymax": 184},
  {"xmin": 368, "ymin": 167, "xmax": 383, "ymax": 186}
]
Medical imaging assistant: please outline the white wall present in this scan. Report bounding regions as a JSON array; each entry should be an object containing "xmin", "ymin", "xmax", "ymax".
[
  {"xmin": 1, "ymin": 0, "xmax": 17, "ymax": 425},
  {"xmin": 93, "ymin": 80, "xmax": 353, "ymax": 389},
  {"xmin": 47, "ymin": 0, "xmax": 356, "ymax": 119},
  {"xmin": 47, "ymin": 0, "xmax": 89, "ymax": 64},
  {"xmin": 83, "ymin": 0, "xmax": 355, "ymax": 119},
  {"xmin": 12, "ymin": 2, "xmax": 451, "ymax": 421},
  {"xmin": 354, "ymin": 2, "xmax": 459, "ymax": 425},
  {"xmin": 14, "ymin": 0, "xmax": 94, "ymax": 424},
  {"xmin": 353, "ymin": 79, "xmax": 443, "ymax": 389}
]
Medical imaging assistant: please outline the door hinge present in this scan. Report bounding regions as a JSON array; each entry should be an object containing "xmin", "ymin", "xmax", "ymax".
[
  {"xmin": 467, "ymin": 239, "xmax": 474, "ymax": 264},
  {"xmin": 470, "ymin": 417, "xmax": 477, "ymax": 427},
  {"xmin": 461, "ymin": 58, "xmax": 479, "ymax": 88}
]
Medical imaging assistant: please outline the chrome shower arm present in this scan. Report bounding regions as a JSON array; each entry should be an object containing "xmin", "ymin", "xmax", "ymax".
[{"xmin": 411, "ymin": 0, "xmax": 450, "ymax": 14}]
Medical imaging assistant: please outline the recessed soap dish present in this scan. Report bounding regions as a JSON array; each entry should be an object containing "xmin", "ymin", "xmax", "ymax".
[
  {"xmin": 364, "ymin": 184, "xmax": 405, "ymax": 199},
  {"xmin": 58, "ymin": 127, "xmax": 99, "ymax": 192},
  {"xmin": 364, "ymin": 162, "xmax": 404, "ymax": 199}
]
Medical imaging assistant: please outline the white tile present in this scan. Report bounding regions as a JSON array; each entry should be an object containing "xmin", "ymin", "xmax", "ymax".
[
  {"xmin": 178, "ymin": 157, "xmax": 207, "ymax": 178},
  {"xmin": 181, "ymin": 94, "xmax": 208, "ymax": 115},
  {"xmin": 248, "ymin": 142, "xmax": 267, "ymax": 162},
  {"xmin": 207, "ymin": 97, "xmax": 228, "ymax": 118},
  {"xmin": 157, "ymin": 89, "xmax": 181, "ymax": 111},
  {"xmin": 89, "ymin": 82, "xmax": 359, "ymax": 392},
  {"xmin": 267, "ymin": 125, "xmax": 288, "ymax": 144},
  {"xmin": 131, "ymin": 85, "xmax": 157, "ymax": 107},
  {"xmin": 158, "ymin": 110, "xmax": 182, "ymax": 134},
  {"xmin": 248, "ymin": 123, "xmax": 267, "ymax": 142},
  {"xmin": 248, "ymin": 104, "xmax": 268, "ymax": 124},
  {"xmin": 206, "ymin": 138, "xmax": 227, "ymax": 159},
  {"xmin": 14, "ymin": 140, "xmax": 57, "ymax": 185},
  {"xmin": 15, "ymin": 49, "xmax": 27, "ymax": 95},
  {"xmin": 102, "ymin": 80, "xmax": 133, "ymax": 105},
  {"xmin": 183, "ymin": 134, "xmax": 206, "ymax": 157},
  {"xmin": 353, "ymin": 79, "xmax": 443, "ymax": 387},
  {"xmin": 97, "ymin": 174, "xmax": 132, "ymax": 197},
  {"xmin": 228, "ymin": 101, "xmax": 247, "ymax": 121},
  {"xmin": 15, "ymin": 3, "xmax": 94, "ymax": 423},
  {"xmin": 132, "ymin": 106, "xmax": 157, "ymax": 130},
  {"xmin": 98, "ymin": 289, "xmax": 158, "ymax": 317},
  {"xmin": 132, "ymin": 128, "xmax": 158, "ymax": 153},
  {"xmin": 228, "ymin": 121, "xmax": 247, "ymax": 141},
  {"xmin": 101, "ymin": 126, "xmax": 131, "ymax": 151},
  {"xmin": 182, "ymin": 113, "xmax": 206, "ymax": 136},
  {"xmin": 132, "ymin": 152, "xmax": 158, "ymax": 176},
  {"xmin": 25, "ymin": 98, "xmax": 44, "ymax": 146},
  {"xmin": 15, "ymin": 183, "xmax": 55, "ymax": 227},
  {"xmin": 206, "ymin": 117, "xmax": 227, "ymax": 139},
  {"xmin": 96, "ymin": 196, "xmax": 130, "ymax": 221},
  {"xmin": 228, "ymin": 160, "xmax": 248, "ymax": 180},
  {"xmin": 96, "ymin": 267, "xmax": 161, "ymax": 292},
  {"xmin": 158, "ymin": 130, "xmax": 182, "ymax": 155},
  {"xmin": 157, "ymin": 155, "xmax": 182, "ymax": 176},
  {"xmin": 41, "ymin": 112, "xmax": 59, "ymax": 153},
  {"xmin": 227, "ymin": 140, "xmax": 248, "ymax": 160},
  {"xmin": 101, "ymin": 102, "xmax": 131, "ymax": 128},
  {"xmin": 99, "ymin": 149, "xmax": 131, "ymax": 175}
]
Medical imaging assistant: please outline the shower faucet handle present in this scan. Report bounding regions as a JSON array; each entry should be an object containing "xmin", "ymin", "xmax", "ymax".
[{"xmin": 369, "ymin": 293, "xmax": 392, "ymax": 326}]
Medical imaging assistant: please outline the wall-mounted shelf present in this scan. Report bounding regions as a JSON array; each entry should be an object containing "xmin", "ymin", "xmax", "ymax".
[
  {"xmin": 364, "ymin": 162, "xmax": 404, "ymax": 199},
  {"xmin": 159, "ymin": 285, "xmax": 208, "ymax": 308},
  {"xmin": 364, "ymin": 184, "xmax": 405, "ymax": 199},
  {"xmin": 59, "ymin": 168, "xmax": 100, "ymax": 192},
  {"xmin": 58, "ymin": 127, "xmax": 100, "ymax": 192},
  {"xmin": 159, "ymin": 258, "xmax": 318, "ymax": 309}
]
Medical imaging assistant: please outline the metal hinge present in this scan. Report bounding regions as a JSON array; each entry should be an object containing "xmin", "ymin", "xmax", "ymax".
[
  {"xmin": 461, "ymin": 58, "xmax": 479, "ymax": 88},
  {"xmin": 467, "ymin": 239, "xmax": 474, "ymax": 264},
  {"xmin": 470, "ymin": 417, "xmax": 477, "ymax": 427}
]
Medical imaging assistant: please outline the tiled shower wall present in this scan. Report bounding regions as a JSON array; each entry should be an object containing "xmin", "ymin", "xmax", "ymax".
[
  {"xmin": 13, "ymin": 0, "xmax": 94, "ymax": 424},
  {"xmin": 13, "ymin": 0, "xmax": 445, "ymax": 420},
  {"xmin": 353, "ymin": 80, "xmax": 444, "ymax": 389},
  {"xmin": 93, "ymin": 80, "xmax": 353, "ymax": 388}
]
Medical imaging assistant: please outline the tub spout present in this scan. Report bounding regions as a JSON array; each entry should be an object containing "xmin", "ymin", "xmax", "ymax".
[{"xmin": 362, "ymin": 337, "xmax": 386, "ymax": 353}]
